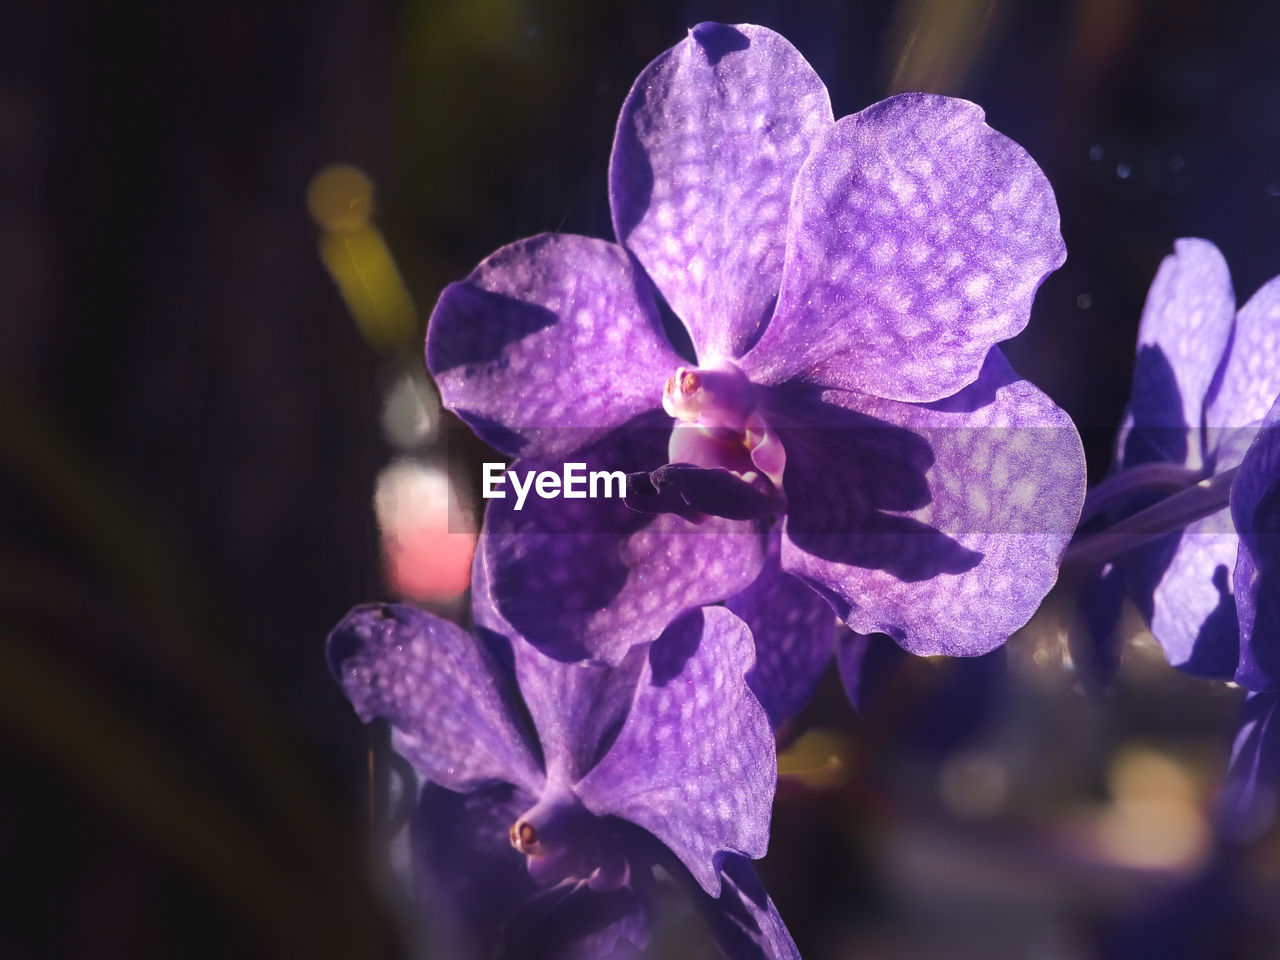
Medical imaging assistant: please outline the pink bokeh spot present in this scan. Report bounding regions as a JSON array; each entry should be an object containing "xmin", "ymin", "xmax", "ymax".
[{"xmin": 375, "ymin": 460, "xmax": 476, "ymax": 601}]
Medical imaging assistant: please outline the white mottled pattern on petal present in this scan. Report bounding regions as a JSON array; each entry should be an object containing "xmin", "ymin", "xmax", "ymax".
[
  {"xmin": 742, "ymin": 94, "xmax": 1065, "ymax": 404},
  {"xmin": 1147, "ymin": 509, "xmax": 1240, "ymax": 673},
  {"xmin": 473, "ymin": 545, "xmax": 648, "ymax": 782},
  {"xmin": 327, "ymin": 604, "xmax": 544, "ymax": 795},
  {"xmin": 426, "ymin": 233, "xmax": 681, "ymax": 459},
  {"xmin": 611, "ymin": 22, "xmax": 833, "ymax": 361},
  {"xmin": 575, "ymin": 608, "xmax": 775, "ymax": 896},
  {"xmin": 1116, "ymin": 238, "xmax": 1236, "ymax": 471},
  {"xmin": 480, "ymin": 475, "xmax": 767, "ymax": 665},
  {"xmin": 1207, "ymin": 274, "xmax": 1280, "ymax": 436},
  {"xmin": 778, "ymin": 349, "xmax": 1086, "ymax": 656},
  {"xmin": 726, "ymin": 533, "xmax": 836, "ymax": 729}
]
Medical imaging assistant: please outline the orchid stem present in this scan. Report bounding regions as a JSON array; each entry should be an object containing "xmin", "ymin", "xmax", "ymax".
[
  {"xmin": 1077, "ymin": 461, "xmax": 1205, "ymax": 526},
  {"xmin": 1063, "ymin": 466, "xmax": 1238, "ymax": 575}
]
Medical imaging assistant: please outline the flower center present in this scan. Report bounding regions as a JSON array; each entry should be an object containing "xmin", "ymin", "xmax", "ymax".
[
  {"xmin": 661, "ymin": 362, "xmax": 785, "ymax": 489},
  {"xmin": 508, "ymin": 786, "xmax": 630, "ymax": 891}
]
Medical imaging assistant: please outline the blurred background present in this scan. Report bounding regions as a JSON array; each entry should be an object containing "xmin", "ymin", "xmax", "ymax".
[{"xmin": 3, "ymin": 0, "xmax": 1280, "ymax": 956}]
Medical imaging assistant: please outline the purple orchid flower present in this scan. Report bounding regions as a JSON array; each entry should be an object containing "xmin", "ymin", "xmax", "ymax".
[
  {"xmin": 428, "ymin": 22, "xmax": 1085, "ymax": 681},
  {"xmin": 326, "ymin": 600, "xmax": 798, "ymax": 959},
  {"xmin": 1074, "ymin": 240, "xmax": 1280, "ymax": 683}
]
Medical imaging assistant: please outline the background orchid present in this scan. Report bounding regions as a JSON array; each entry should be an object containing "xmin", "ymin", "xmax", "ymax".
[
  {"xmin": 327, "ymin": 600, "xmax": 794, "ymax": 958},
  {"xmin": 1072, "ymin": 239, "xmax": 1280, "ymax": 683}
]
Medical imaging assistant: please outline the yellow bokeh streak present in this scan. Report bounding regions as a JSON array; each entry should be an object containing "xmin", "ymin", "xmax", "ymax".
[{"xmin": 308, "ymin": 165, "xmax": 417, "ymax": 352}]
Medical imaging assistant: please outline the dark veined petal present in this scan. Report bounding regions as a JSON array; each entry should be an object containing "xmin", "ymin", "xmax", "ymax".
[
  {"xmin": 1232, "ymin": 394, "xmax": 1280, "ymax": 690},
  {"xmin": 1067, "ymin": 562, "xmax": 1127, "ymax": 698},
  {"xmin": 742, "ymin": 94, "xmax": 1064, "ymax": 404},
  {"xmin": 624, "ymin": 463, "xmax": 785, "ymax": 521},
  {"xmin": 326, "ymin": 603, "xmax": 543, "ymax": 795},
  {"xmin": 426, "ymin": 233, "xmax": 680, "ymax": 460},
  {"xmin": 1218, "ymin": 692, "xmax": 1280, "ymax": 843},
  {"xmin": 576, "ymin": 608, "xmax": 775, "ymax": 895},
  {"xmin": 478, "ymin": 501, "xmax": 765, "ymax": 666},
  {"xmin": 610, "ymin": 22, "xmax": 833, "ymax": 362},
  {"xmin": 499, "ymin": 883, "xmax": 652, "ymax": 960},
  {"xmin": 695, "ymin": 854, "xmax": 801, "ymax": 960},
  {"xmin": 834, "ymin": 628, "xmax": 907, "ymax": 714},
  {"xmin": 411, "ymin": 782, "xmax": 540, "ymax": 955},
  {"xmin": 1116, "ymin": 238, "xmax": 1236, "ymax": 471},
  {"xmin": 775, "ymin": 348, "xmax": 1085, "ymax": 656},
  {"xmin": 726, "ymin": 533, "xmax": 837, "ymax": 729},
  {"xmin": 414, "ymin": 783, "xmax": 653, "ymax": 959}
]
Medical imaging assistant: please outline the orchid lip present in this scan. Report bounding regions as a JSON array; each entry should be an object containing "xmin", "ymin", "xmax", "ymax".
[
  {"xmin": 509, "ymin": 786, "xmax": 615, "ymax": 887},
  {"xmin": 663, "ymin": 363, "xmax": 754, "ymax": 426},
  {"xmin": 660, "ymin": 361, "xmax": 786, "ymax": 489}
]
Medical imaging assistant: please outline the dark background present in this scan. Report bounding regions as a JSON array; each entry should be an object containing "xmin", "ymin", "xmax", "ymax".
[{"xmin": 3, "ymin": 0, "xmax": 1279, "ymax": 956}]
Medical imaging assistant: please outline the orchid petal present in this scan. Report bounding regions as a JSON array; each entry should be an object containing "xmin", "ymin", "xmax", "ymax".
[
  {"xmin": 426, "ymin": 233, "xmax": 680, "ymax": 460},
  {"xmin": 327, "ymin": 603, "xmax": 544, "ymax": 795},
  {"xmin": 1116, "ymin": 238, "xmax": 1236, "ymax": 471},
  {"xmin": 611, "ymin": 23, "xmax": 833, "ymax": 361},
  {"xmin": 577, "ymin": 608, "xmax": 775, "ymax": 895},
  {"xmin": 477, "ymin": 419, "xmax": 765, "ymax": 665},
  {"xmin": 1232, "ymin": 396, "xmax": 1280, "ymax": 690},
  {"xmin": 835, "ymin": 628, "xmax": 907, "ymax": 714},
  {"xmin": 697, "ymin": 854, "xmax": 801, "ymax": 960},
  {"xmin": 776, "ymin": 349, "xmax": 1085, "ymax": 656},
  {"xmin": 742, "ymin": 94, "xmax": 1064, "ymax": 403},
  {"xmin": 726, "ymin": 534, "xmax": 836, "ymax": 729}
]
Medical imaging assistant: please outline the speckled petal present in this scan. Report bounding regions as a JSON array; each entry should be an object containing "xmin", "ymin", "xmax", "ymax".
[
  {"xmin": 576, "ymin": 608, "xmax": 775, "ymax": 896},
  {"xmin": 1137, "ymin": 511, "xmax": 1241, "ymax": 678},
  {"xmin": 1206, "ymin": 274, "xmax": 1280, "ymax": 450},
  {"xmin": 1232, "ymin": 395, "xmax": 1280, "ymax": 690},
  {"xmin": 1116, "ymin": 238, "xmax": 1236, "ymax": 470},
  {"xmin": 697, "ymin": 854, "xmax": 801, "ymax": 960},
  {"xmin": 472, "ymin": 554, "xmax": 649, "ymax": 783},
  {"xmin": 477, "ymin": 421, "xmax": 766, "ymax": 665},
  {"xmin": 1218, "ymin": 692, "xmax": 1280, "ymax": 842},
  {"xmin": 426, "ymin": 233, "xmax": 680, "ymax": 459},
  {"xmin": 1127, "ymin": 408, "xmax": 1259, "ymax": 678},
  {"xmin": 326, "ymin": 603, "xmax": 543, "ymax": 795},
  {"xmin": 741, "ymin": 94, "xmax": 1065, "ymax": 403},
  {"xmin": 775, "ymin": 348, "xmax": 1086, "ymax": 656},
  {"xmin": 726, "ymin": 533, "xmax": 836, "ymax": 729},
  {"xmin": 610, "ymin": 22, "xmax": 833, "ymax": 361}
]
